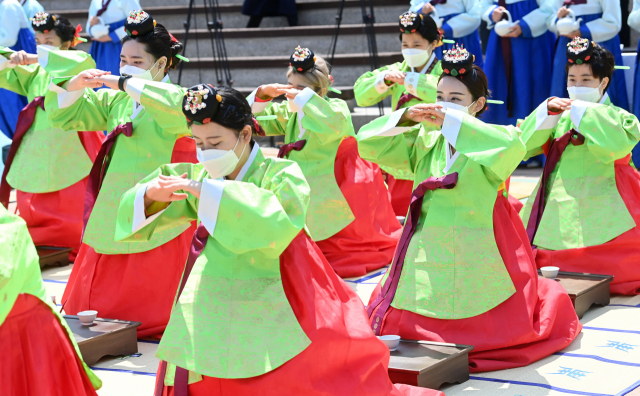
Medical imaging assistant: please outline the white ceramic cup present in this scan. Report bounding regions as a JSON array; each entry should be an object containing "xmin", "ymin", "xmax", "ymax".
[
  {"xmin": 77, "ymin": 310, "xmax": 98, "ymax": 325},
  {"xmin": 377, "ymin": 335, "xmax": 401, "ymax": 351},
  {"xmin": 540, "ymin": 266, "xmax": 560, "ymax": 280}
]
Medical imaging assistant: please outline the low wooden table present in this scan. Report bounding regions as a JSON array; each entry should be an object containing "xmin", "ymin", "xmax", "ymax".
[
  {"xmin": 63, "ymin": 315, "xmax": 141, "ymax": 366},
  {"xmin": 37, "ymin": 246, "xmax": 72, "ymax": 268},
  {"xmin": 388, "ymin": 339, "xmax": 474, "ymax": 390},
  {"xmin": 538, "ymin": 271, "xmax": 613, "ymax": 319}
]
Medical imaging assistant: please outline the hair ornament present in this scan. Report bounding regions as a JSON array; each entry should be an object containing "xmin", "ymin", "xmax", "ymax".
[
  {"xmin": 566, "ymin": 37, "xmax": 594, "ymax": 65},
  {"xmin": 290, "ymin": 46, "xmax": 316, "ymax": 73},
  {"xmin": 441, "ymin": 44, "xmax": 474, "ymax": 78},
  {"xmin": 124, "ymin": 10, "xmax": 155, "ymax": 37},
  {"xmin": 399, "ymin": 11, "xmax": 421, "ymax": 34},
  {"xmin": 31, "ymin": 11, "xmax": 56, "ymax": 34}
]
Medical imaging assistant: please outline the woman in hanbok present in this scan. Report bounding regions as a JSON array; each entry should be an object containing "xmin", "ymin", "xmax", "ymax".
[
  {"xmin": 520, "ymin": 38, "xmax": 640, "ymax": 295},
  {"xmin": 355, "ymin": 12, "xmax": 443, "ymax": 216},
  {"xmin": 480, "ymin": 0, "xmax": 556, "ymax": 126},
  {"xmin": 87, "ymin": 0, "xmax": 142, "ymax": 76},
  {"xmin": 0, "ymin": 12, "xmax": 105, "ymax": 260},
  {"xmin": 46, "ymin": 11, "xmax": 196, "ymax": 337},
  {"xmin": 359, "ymin": 46, "xmax": 581, "ymax": 372},
  {"xmin": 248, "ymin": 47, "xmax": 401, "ymax": 278},
  {"xmin": 409, "ymin": 0, "xmax": 484, "ymax": 67},
  {"xmin": 548, "ymin": 0, "xmax": 627, "ymax": 110},
  {"xmin": 0, "ymin": 205, "xmax": 102, "ymax": 396},
  {"xmin": 112, "ymin": 82, "xmax": 443, "ymax": 396},
  {"xmin": 627, "ymin": 0, "xmax": 640, "ymax": 166},
  {"xmin": 0, "ymin": 0, "xmax": 35, "ymax": 137}
]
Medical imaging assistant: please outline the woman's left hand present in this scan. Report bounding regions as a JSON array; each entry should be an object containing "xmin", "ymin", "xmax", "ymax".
[
  {"xmin": 403, "ymin": 103, "xmax": 446, "ymax": 126},
  {"xmin": 89, "ymin": 74, "xmax": 120, "ymax": 90},
  {"xmin": 502, "ymin": 24, "xmax": 522, "ymax": 38},
  {"xmin": 562, "ymin": 29, "xmax": 581, "ymax": 38},
  {"xmin": 9, "ymin": 50, "xmax": 37, "ymax": 66}
]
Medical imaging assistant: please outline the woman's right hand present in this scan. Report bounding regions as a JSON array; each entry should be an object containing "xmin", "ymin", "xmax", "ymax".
[
  {"xmin": 89, "ymin": 16, "xmax": 100, "ymax": 27},
  {"xmin": 492, "ymin": 6, "xmax": 507, "ymax": 23},
  {"xmin": 257, "ymin": 84, "xmax": 294, "ymax": 100},
  {"xmin": 421, "ymin": 3, "xmax": 435, "ymax": 15},
  {"xmin": 384, "ymin": 71, "xmax": 406, "ymax": 86},
  {"xmin": 65, "ymin": 69, "xmax": 111, "ymax": 91},
  {"xmin": 9, "ymin": 50, "xmax": 36, "ymax": 66},
  {"xmin": 557, "ymin": 6, "xmax": 570, "ymax": 19},
  {"xmin": 401, "ymin": 103, "xmax": 445, "ymax": 125},
  {"xmin": 547, "ymin": 97, "xmax": 572, "ymax": 113}
]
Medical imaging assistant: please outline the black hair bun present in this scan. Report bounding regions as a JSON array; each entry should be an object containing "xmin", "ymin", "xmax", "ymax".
[
  {"xmin": 125, "ymin": 10, "xmax": 156, "ymax": 38},
  {"xmin": 442, "ymin": 44, "xmax": 475, "ymax": 78},
  {"xmin": 290, "ymin": 46, "xmax": 316, "ymax": 73},
  {"xmin": 566, "ymin": 37, "xmax": 594, "ymax": 65},
  {"xmin": 32, "ymin": 11, "xmax": 56, "ymax": 34},
  {"xmin": 183, "ymin": 84, "xmax": 222, "ymax": 125}
]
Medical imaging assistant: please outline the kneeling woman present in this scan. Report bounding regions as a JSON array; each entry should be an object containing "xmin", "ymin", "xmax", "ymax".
[
  {"xmin": 45, "ymin": 11, "xmax": 196, "ymax": 337},
  {"xmin": 114, "ymin": 83, "xmax": 443, "ymax": 396},
  {"xmin": 247, "ymin": 47, "xmax": 401, "ymax": 278},
  {"xmin": 520, "ymin": 38, "xmax": 640, "ymax": 295},
  {"xmin": 0, "ymin": 12, "xmax": 105, "ymax": 260},
  {"xmin": 358, "ymin": 47, "xmax": 581, "ymax": 372}
]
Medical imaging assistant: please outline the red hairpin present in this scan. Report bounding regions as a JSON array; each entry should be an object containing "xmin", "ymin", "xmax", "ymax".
[
  {"xmin": 169, "ymin": 33, "xmax": 178, "ymax": 43},
  {"xmin": 252, "ymin": 117, "xmax": 266, "ymax": 137}
]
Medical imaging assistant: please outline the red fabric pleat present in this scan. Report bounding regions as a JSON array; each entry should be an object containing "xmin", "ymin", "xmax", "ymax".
[
  {"xmin": 535, "ymin": 157, "xmax": 640, "ymax": 295},
  {"xmin": 171, "ymin": 136, "xmax": 198, "ymax": 163},
  {"xmin": 384, "ymin": 172, "xmax": 413, "ymax": 217},
  {"xmin": 508, "ymin": 193, "xmax": 523, "ymax": 213},
  {"xmin": 61, "ymin": 227, "xmax": 195, "ymax": 338},
  {"xmin": 0, "ymin": 294, "xmax": 98, "ymax": 396},
  {"xmin": 156, "ymin": 231, "xmax": 443, "ymax": 396},
  {"xmin": 368, "ymin": 194, "xmax": 582, "ymax": 373},
  {"xmin": 17, "ymin": 176, "xmax": 88, "ymax": 261},
  {"xmin": 315, "ymin": 137, "xmax": 402, "ymax": 278},
  {"xmin": 77, "ymin": 131, "xmax": 107, "ymax": 162}
]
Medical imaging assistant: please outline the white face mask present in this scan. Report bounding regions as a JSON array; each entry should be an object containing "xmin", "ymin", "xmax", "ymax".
[
  {"xmin": 196, "ymin": 136, "xmax": 247, "ymax": 179},
  {"xmin": 567, "ymin": 81, "xmax": 604, "ymax": 103},
  {"xmin": 38, "ymin": 44, "xmax": 61, "ymax": 52},
  {"xmin": 120, "ymin": 59, "xmax": 163, "ymax": 81},
  {"xmin": 402, "ymin": 47, "xmax": 432, "ymax": 69},
  {"xmin": 435, "ymin": 100, "xmax": 477, "ymax": 116}
]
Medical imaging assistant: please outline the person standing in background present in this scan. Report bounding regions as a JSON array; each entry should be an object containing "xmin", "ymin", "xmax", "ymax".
[
  {"xmin": 480, "ymin": 0, "xmax": 556, "ymax": 126},
  {"xmin": 242, "ymin": 0, "xmax": 298, "ymax": 28},
  {"xmin": 409, "ymin": 0, "xmax": 484, "ymax": 67},
  {"xmin": 548, "ymin": 0, "xmax": 628, "ymax": 110},
  {"xmin": 0, "ymin": 0, "xmax": 35, "ymax": 138},
  {"xmin": 87, "ymin": 0, "xmax": 142, "ymax": 76}
]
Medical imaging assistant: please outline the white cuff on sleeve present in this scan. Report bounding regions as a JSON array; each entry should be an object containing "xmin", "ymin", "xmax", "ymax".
[
  {"xmin": 404, "ymin": 72, "xmax": 420, "ymax": 96},
  {"xmin": 90, "ymin": 23, "xmax": 109, "ymax": 38},
  {"xmin": 483, "ymin": 5, "xmax": 498, "ymax": 27},
  {"xmin": 37, "ymin": 45, "xmax": 51, "ymax": 69},
  {"xmin": 132, "ymin": 184, "xmax": 167, "ymax": 233},
  {"xmin": 48, "ymin": 80, "xmax": 84, "ymax": 109},
  {"xmin": 371, "ymin": 108, "xmax": 412, "ymax": 137},
  {"xmin": 441, "ymin": 108, "xmax": 464, "ymax": 148},
  {"xmin": 535, "ymin": 98, "xmax": 562, "ymax": 131},
  {"xmin": 198, "ymin": 178, "xmax": 225, "ymax": 236},
  {"xmin": 293, "ymin": 87, "xmax": 316, "ymax": 110},
  {"xmin": 374, "ymin": 71, "xmax": 392, "ymax": 94},
  {"xmin": 247, "ymin": 86, "xmax": 271, "ymax": 113},
  {"xmin": 125, "ymin": 78, "xmax": 149, "ymax": 103},
  {"xmin": 570, "ymin": 100, "xmax": 591, "ymax": 131}
]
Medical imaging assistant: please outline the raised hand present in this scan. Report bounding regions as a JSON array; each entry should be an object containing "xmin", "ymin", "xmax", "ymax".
[
  {"xmin": 257, "ymin": 84, "xmax": 294, "ymax": 100},
  {"xmin": 402, "ymin": 103, "xmax": 446, "ymax": 126},
  {"xmin": 547, "ymin": 97, "xmax": 572, "ymax": 113},
  {"xmin": 90, "ymin": 75, "xmax": 120, "ymax": 90},
  {"xmin": 65, "ymin": 69, "xmax": 111, "ymax": 91},
  {"xmin": 384, "ymin": 71, "xmax": 406, "ymax": 86},
  {"xmin": 144, "ymin": 173, "xmax": 203, "ymax": 209},
  {"xmin": 9, "ymin": 50, "xmax": 36, "ymax": 66}
]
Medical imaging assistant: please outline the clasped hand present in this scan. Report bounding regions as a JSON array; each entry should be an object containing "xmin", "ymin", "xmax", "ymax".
[
  {"xmin": 144, "ymin": 173, "xmax": 202, "ymax": 209},
  {"xmin": 402, "ymin": 104, "xmax": 446, "ymax": 127},
  {"xmin": 258, "ymin": 84, "xmax": 301, "ymax": 100},
  {"xmin": 547, "ymin": 97, "xmax": 572, "ymax": 113}
]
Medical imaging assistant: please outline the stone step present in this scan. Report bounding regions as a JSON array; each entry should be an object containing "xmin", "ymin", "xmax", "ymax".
[{"xmin": 44, "ymin": 0, "xmax": 406, "ymax": 30}]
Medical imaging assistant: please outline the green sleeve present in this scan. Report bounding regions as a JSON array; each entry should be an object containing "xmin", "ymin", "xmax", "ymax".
[
  {"xmin": 299, "ymin": 94, "xmax": 353, "ymax": 143},
  {"xmin": 517, "ymin": 99, "xmax": 559, "ymax": 160},
  {"xmin": 252, "ymin": 100, "xmax": 291, "ymax": 137},
  {"xmin": 0, "ymin": 49, "xmax": 41, "ymax": 97},
  {"xmin": 40, "ymin": 47, "xmax": 97, "ymax": 78},
  {"xmin": 443, "ymin": 110, "xmax": 526, "ymax": 182},
  {"xmin": 572, "ymin": 102, "xmax": 640, "ymax": 164},
  {"xmin": 135, "ymin": 81, "xmax": 190, "ymax": 136},
  {"xmin": 354, "ymin": 63, "xmax": 401, "ymax": 107},
  {"xmin": 211, "ymin": 159, "xmax": 309, "ymax": 259},
  {"xmin": 411, "ymin": 72, "xmax": 439, "ymax": 103},
  {"xmin": 356, "ymin": 109, "xmax": 423, "ymax": 175},
  {"xmin": 114, "ymin": 162, "xmax": 201, "ymax": 242}
]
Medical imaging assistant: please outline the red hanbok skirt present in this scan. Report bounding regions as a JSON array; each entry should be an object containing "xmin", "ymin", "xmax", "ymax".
[
  {"xmin": 0, "ymin": 293, "xmax": 98, "ymax": 396},
  {"xmin": 368, "ymin": 193, "xmax": 582, "ymax": 373},
  {"xmin": 536, "ymin": 157, "xmax": 640, "ymax": 295},
  {"xmin": 156, "ymin": 231, "xmax": 443, "ymax": 396},
  {"xmin": 14, "ymin": 131, "xmax": 105, "ymax": 261},
  {"xmin": 316, "ymin": 137, "xmax": 402, "ymax": 278}
]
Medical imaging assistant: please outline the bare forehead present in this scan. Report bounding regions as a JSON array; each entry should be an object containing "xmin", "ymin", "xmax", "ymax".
[{"xmin": 437, "ymin": 76, "xmax": 469, "ymax": 94}]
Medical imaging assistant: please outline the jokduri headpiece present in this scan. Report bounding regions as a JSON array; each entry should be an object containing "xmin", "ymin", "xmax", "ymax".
[
  {"xmin": 182, "ymin": 84, "xmax": 222, "ymax": 125},
  {"xmin": 566, "ymin": 37, "xmax": 594, "ymax": 65},
  {"xmin": 289, "ymin": 46, "xmax": 316, "ymax": 73},
  {"xmin": 124, "ymin": 10, "xmax": 156, "ymax": 37},
  {"xmin": 31, "ymin": 11, "xmax": 55, "ymax": 33},
  {"xmin": 398, "ymin": 11, "xmax": 445, "ymax": 47},
  {"xmin": 441, "ymin": 44, "xmax": 475, "ymax": 78}
]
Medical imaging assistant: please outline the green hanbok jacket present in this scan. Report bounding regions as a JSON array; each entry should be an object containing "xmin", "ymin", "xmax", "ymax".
[
  {"xmin": 247, "ymin": 87, "xmax": 355, "ymax": 241},
  {"xmin": 357, "ymin": 107, "xmax": 526, "ymax": 319},
  {"xmin": 45, "ymin": 53, "xmax": 193, "ymax": 255},
  {"xmin": 354, "ymin": 55, "xmax": 443, "ymax": 180},
  {"xmin": 0, "ymin": 204, "xmax": 102, "ymax": 390},
  {"xmin": 0, "ymin": 46, "xmax": 96, "ymax": 192},
  {"xmin": 114, "ymin": 143, "xmax": 312, "ymax": 383},
  {"xmin": 519, "ymin": 95, "xmax": 640, "ymax": 250}
]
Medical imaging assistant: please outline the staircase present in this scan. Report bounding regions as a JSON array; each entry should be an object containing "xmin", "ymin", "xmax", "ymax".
[{"xmin": 39, "ymin": 0, "xmax": 404, "ymax": 141}]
